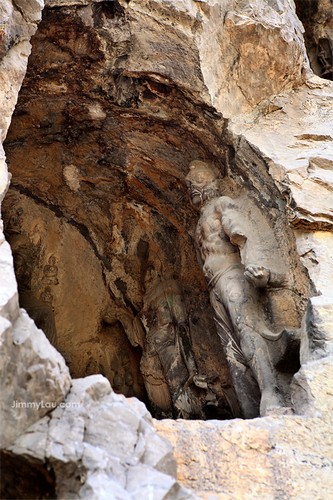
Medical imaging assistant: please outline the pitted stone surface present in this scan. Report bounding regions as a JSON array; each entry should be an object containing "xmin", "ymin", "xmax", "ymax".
[{"xmin": 0, "ymin": 309, "xmax": 71, "ymax": 448}]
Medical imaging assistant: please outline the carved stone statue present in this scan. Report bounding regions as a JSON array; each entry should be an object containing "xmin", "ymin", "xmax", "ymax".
[
  {"xmin": 121, "ymin": 266, "xmax": 221, "ymax": 418},
  {"xmin": 186, "ymin": 160, "xmax": 295, "ymax": 417},
  {"xmin": 42, "ymin": 255, "xmax": 59, "ymax": 285},
  {"xmin": 139, "ymin": 274, "xmax": 212, "ymax": 419}
]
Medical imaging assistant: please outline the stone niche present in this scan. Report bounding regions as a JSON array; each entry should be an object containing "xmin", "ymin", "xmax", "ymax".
[
  {"xmin": 294, "ymin": 0, "xmax": 333, "ymax": 81},
  {"xmin": 2, "ymin": 0, "xmax": 311, "ymax": 424}
]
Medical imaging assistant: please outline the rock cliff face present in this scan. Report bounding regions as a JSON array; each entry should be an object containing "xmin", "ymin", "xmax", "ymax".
[
  {"xmin": 0, "ymin": 0, "xmax": 333, "ymax": 498},
  {"xmin": 2, "ymin": 0, "xmax": 312, "ymax": 420}
]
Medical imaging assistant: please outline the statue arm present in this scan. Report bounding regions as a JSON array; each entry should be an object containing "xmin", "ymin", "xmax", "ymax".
[
  {"xmin": 119, "ymin": 312, "xmax": 146, "ymax": 348},
  {"xmin": 266, "ymin": 269, "xmax": 289, "ymax": 287},
  {"xmin": 216, "ymin": 197, "xmax": 248, "ymax": 249},
  {"xmin": 244, "ymin": 265, "xmax": 288, "ymax": 288},
  {"xmin": 216, "ymin": 197, "xmax": 289, "ymax": 288}
]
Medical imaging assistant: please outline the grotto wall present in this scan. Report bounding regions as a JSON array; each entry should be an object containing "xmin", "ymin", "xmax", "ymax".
[
  {"xmin": 0, "ymin": 0, "xmax": 333, "ymax": 498},
  {"xmin": 1, "ymin": 0, "xmax": 312, "ymax": 421},
  {"xmin": 0, "ymin": 1, "xmax": 195, "ymax": 498}
]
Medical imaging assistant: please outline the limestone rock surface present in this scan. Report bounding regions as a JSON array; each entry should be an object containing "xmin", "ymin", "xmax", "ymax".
[
  {"xmin": 2, "ymin": 375, "xmax": 194, "ymax": 499},
  {"xmin": 0, "ymin": 229, "xmax": 18, "ymax": 322},
  {"xmin": 230, "ymin": 79, "xmax": 333, "ymax": 231},
  {"xmin": 229, "ymin": 78, "xmax": 333, "ymax": 364},
  {"xmin": 0, "ymin": 308, "xmax": 71, "ymax": 448},
  {"xmin": 2, "ymin": 0, "xmax": 312, "ymax": 420},
  {"xmin": 0, "ymin": 2, "xmax": 195, "ymax": 498},
  {"xmin": 155, "ymin": 356, "xmax": 333, "ymax": 499},
  {"xmin": 0, "ymin": 0, "xmax": 43, "ymax": 140}
]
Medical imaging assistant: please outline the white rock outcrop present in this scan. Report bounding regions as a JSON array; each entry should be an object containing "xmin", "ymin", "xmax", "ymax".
[
  {"xmin": 0, "ymin": 309, "xmax": 71, "ymax": 448},
  {"xmin": 7, "ymin": 376, "xmax": 193, "ymax": 498},
  {"xmin": 0, "ymin": 0, "xmax": 43, "ymax": 140}
]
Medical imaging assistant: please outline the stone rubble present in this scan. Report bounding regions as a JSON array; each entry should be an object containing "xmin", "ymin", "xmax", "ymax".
[{"xmin": 6, "ymin": 375, "xmax": 194, "ymax": 498}]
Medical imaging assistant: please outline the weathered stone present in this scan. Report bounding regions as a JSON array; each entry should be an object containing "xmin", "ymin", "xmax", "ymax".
[
  {"xmin": 79, "ymin": 473, "xmax": 130, "ymax": 500},
  {"xmin": 155, "ymin": 356, "xmax": 333, "ymax": 498},
  {"xmin": 2, "ymin": 189, "xmax": 146, "ymax": 400},
  {"xmin": 0, "ymin": 236, "xmax": 19, "ymax": 322},
  {"xmin": 0, "ymin": 143, "xmax": 10, "ymax": 201},
  {"xmin": 0, "ymin": 0, "xmax": 43, "ymax": 139},
  {"xmin": 292, "ymin": 356, "xmax": 333, "ymax": 418},
  {"xmin": 295, "ymin": 0, "xmax": 333, "ymax": 80},
  {"xmin": 230, "ymin": 80, "xmax": 333, "ymax": 231},
  {"xmin": 295, "ymin": 229, "xmax": 333, "ymax": 297},
  {"xmin": 126, "ymin": 464, "xmax": 182, "ymax": 500},
  {"xmin": 301, "ymin": 296, "xmax": 333, "ymax": 362},
  {"xmin": 186, "ymin": 161, "xmax": 303, "ymax": 417},
  {"xmin": 0, "ymin": 0, "xmax": 333, "ymax": 498},
  {"xmin": 116, "ymin": 0, "xmax": 308, "ymax": 117},
  {"xmin": 2, "ymin": 0, "xmax": 312, "ymax": 422},
  {"xmin": 4, "ymin": 375, "xmax": 193, "ymax": 499},
  {"xmin": 0, "ymin": 308, "xmax": 71, "ymax": 448}
]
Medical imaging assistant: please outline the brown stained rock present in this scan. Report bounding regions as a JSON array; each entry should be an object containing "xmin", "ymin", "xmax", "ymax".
[
  {"xmin": 0, "ymin": 0, "xmax": 332, "ymax": 496},
  {"xmin": 3, "ymin": 189, "xmax": 146, "ymax": 401},
  {"xmin": 2, "ymin": 0, "xmax": 311, "ymax": 423},
  {"xmin": 2, "ymin": 0, "xmax": 238, "ymax": 418}
]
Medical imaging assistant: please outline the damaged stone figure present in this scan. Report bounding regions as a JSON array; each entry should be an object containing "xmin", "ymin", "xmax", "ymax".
[
  {"xmin": 141, "ymin": 277, "xmax": 200, "ymax": 418},
  {"xmin": 186, "ymin": 160, "xmax": 296, "ymax": 417},
  {"xmin": 126, "ymin": 270, "xmax": 221, "ymax": 419},
  {"xmin": 142, "ymin": 276, "xmax": 219, "ymax": 419}
]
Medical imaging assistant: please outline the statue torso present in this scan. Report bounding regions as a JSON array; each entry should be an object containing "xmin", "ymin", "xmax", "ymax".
[{"xmin": 196, "ymin": 199, "xmax": 241, "ymax": 278}]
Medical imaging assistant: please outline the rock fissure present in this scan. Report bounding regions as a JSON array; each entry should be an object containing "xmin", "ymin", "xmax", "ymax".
[{"xmin": 9, "ymin": 183, "xmax": 110, "ymax": 266}]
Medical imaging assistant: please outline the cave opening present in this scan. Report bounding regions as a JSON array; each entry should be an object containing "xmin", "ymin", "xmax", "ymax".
[
  {"xmin": 294, "ymin": 0, "xmax": 333, "ymax": 81},
  {"xmin": 3, "ymin": 0, "xmax": 310, "ymax": 424}
]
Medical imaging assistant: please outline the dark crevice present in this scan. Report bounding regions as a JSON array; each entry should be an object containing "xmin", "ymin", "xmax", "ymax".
[
  {"xmin": 93, "ymin": 0, "xmax": 125, "ymax": 25},
  {"xmin": 10, "ymin": 183, "xmax": 113, "ymax": 272},
  {"xmin": 0, "ymin": 450, "xmax": 56, "ymax": 499},
  {"xmin": 295, "ymin": 0, "xmax": 333, "ymax": 80}
]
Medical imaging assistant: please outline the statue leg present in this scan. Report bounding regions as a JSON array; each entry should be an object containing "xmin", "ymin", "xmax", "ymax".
[
  {"xmin": 237, "ymin": 326, "xmax": 284, "ymax": 416},
  {"xmin": 218, "ymin": 271, "xmax": 285, "ymax": 416}
]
